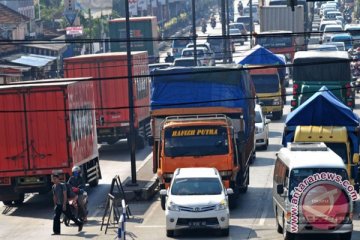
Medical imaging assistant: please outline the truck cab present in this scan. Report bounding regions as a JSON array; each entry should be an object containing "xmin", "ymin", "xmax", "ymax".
[{"xmin": 249, "ymin": 67, "xmax": 284, "ymax": 120}]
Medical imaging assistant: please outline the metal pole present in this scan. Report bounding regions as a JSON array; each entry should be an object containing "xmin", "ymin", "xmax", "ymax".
[
  {"xmin": 192, "ymin": 0, "xmax": 197, "ymax": 63},
  {"xmin": 226, "ymin": 0, "xmax": 230, "ymax": 62},
  {"xmin": 221, "ymin": 0, "xmax": 227, "ymax": 63},
  {"xmin": 250, "ymin": 0, "xmax": 253, "ymax": 48},
  {"xmin": 125, "ymin": 0, "xmax": 137, "ymax": 185}
]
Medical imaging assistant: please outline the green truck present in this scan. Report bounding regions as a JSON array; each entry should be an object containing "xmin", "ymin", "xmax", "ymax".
[
  {"xmin": 291, "ymin": 51, "xmax": 355, "ymax": 110},
  {"xmin": 109, "ymin": 16, "xmax": 159, "ymax": 63}
]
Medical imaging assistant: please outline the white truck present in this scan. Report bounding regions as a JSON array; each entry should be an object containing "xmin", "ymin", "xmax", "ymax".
[{"xmin": 259, "ymin": 6, "xmax": 306, "ymax": 50}]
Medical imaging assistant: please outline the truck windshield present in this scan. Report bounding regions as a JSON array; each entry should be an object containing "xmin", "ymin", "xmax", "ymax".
[
  {"xmin": 164, "ymin": 126, "xmax": 229, "ymax": 157},
  {"xmin": 293, "ymin": 59, "xmax": 351, "ymax": 82},
  {"xmin": 251, "ymin": 75, "xmax": 279, "ymax": 93},
  {"xmin": 256, "ymin": 36, "xmax": 293, "ymax": 48},
  {"xmin": 288, "ymin": 168, "xmax": 348, "ymax": 200},
  {"xmin": 171, "ymin": 178, "xmax": 222, "ymax": 196},
  {"xmin": 325, "ymin": 143, "xmax": 348, "ymax": 163}
]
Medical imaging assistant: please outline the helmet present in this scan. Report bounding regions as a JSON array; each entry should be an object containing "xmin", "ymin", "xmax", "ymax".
[{"xmin": 72, "ymin": 166, "xmax": 81, "ymax": 174}]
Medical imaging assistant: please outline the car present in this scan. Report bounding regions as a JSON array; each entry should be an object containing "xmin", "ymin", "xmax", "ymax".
[
  {"xmin": 243, "ymin": 5, "xmax": 259, "ymax": 23},
  {"xmin": 229, "ymin": 22, "xmax": 248, "ymax": 41},
  {"xmin": 236, "ymin": 16, "xmax": 253, "ymax": 32},
  {"xmin": 319, "ymin": 20, "xmax": 339, "ymax": 32},
  {"xmin": 173, "ymin": 57, "xmax": 202, "ymax": 67},
  {"xmin": 255, "ymin": 104, "xmax": 270, "ymax": 150},
  {"xmin": 160, "ymin": 167, "xmax": 233, "ymax": 237},
  {"xmin": 207, "ymin": 34, "xmax": 234, "ymax": 60},
  {"xmin": 229, "ymin": 28, "xmax": 245, "ymax": 45},
  {"xmin": 149, "ymin": 63, "xmax": 171, "ymax": 72},
  {"xmin": 323, "ymin": 10, "xmax": 342, "ymax": 20},
  {"xmin": 344, "ymin": 24, "xmax": 360, "ymax": 47},
  {"xmin": 321, "ymin": 24, "xmax": 343, "ymax": 43},
  {"xmin": 181, "ymin": 47, "xmax": 213, "ymax": 66},
  {"xmin": 172, "ymin": 38, "xmax": 191, "ymax": 58},
  {"xmin": 307, "ymin": 44, "xmax": 338, "ymax": 51},
  {"xmin": 185, "ymin": 42, "xmax": 215, "ymax": 66},
  {"xmin": 323, "ymin": 41, "xmax": 346, "ymax": 51},
  {"xmin": 330, "ymin": 33, "xmax": 353, "ymax": 50}
]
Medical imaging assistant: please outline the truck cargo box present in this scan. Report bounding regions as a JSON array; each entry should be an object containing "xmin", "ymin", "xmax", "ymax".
[{"xmin": 64, "ymin": 52, "xmax": 151, "ymax": 145}]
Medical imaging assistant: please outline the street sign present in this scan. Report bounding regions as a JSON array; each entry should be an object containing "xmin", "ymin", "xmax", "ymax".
[
  {"xmin": 66, "ymin": 26, "xmax": 83, "ymax": 36},
  {"xmin": 64, "ymin": 10, "xmax": 78, "ymax": 26}
]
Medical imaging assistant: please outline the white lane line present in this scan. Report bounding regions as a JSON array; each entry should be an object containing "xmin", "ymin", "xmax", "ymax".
[
  {"xmin": 137, "ymin": 153, "xmax": 153, "ymax": 172},
  {"xmin": 258, "ymin": 204, "xmax": 269, "ymax": 226},
  {"xmin": 142, "ymin": 201, "xmax": 160, "ymax": 225},
  {"xmin": 135, "ymin": 225, "xmax": 165, "ymax": 228}
]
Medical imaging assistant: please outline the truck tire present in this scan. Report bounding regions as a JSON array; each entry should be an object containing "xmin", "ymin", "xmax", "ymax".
[
  {"xmin": 89, "ymin": 178, "xmax": 99, "ymax": 187},
  {"xmin": 272, "ymin": 110, "xmax": 283, "ymax": 120},
  {"xmin": 14, "ymin": 194, "xmax": 25, "ymax": 205},
  {"xmin": 166, "ymin": 230, "xmax": 174, "ymax": 237}
]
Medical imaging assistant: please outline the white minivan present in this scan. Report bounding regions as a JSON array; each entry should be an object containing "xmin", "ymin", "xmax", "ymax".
[
  {"xmin": 273, "ymin": 142, "xmax": 355, "ymax": 240},
  {"xmin": 160, "ymin": 168, "xmax": 233, "ymax": 237}
]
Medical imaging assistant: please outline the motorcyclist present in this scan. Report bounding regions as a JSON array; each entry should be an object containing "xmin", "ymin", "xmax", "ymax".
[
  {"xmin": 165, "ymin": 52, "xmax": 175, "ymax": 63},
  {"xmin": 238, "ymin": 1, "xmax": 243, "ymax": 15},
  {"xmin": 68, "ymin": 166, "xmax": 87, "ymax": 222},
  {"xmin": 201, "ymin": 18, "xmax": 207, "ymax": 33},
  {"xmin": 210, "ymin": 15, "xmax": 216, "ymax": 28}
]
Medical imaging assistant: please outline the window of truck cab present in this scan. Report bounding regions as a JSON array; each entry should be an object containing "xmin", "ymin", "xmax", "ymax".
[
  {"xmin": 251, "ymin": 74, "xmax": 280, "ymax": 93},
  {"xmin": 164, "ymin": 126, "xmax": 229, "ymax": 157}
]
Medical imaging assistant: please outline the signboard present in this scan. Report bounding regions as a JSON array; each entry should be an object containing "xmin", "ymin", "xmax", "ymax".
[
  {"xmin": 64, "ymin": 10, "xmax": 78, "ymax": 26},
  {"xmin": 66, "ymin": 26, "xmax": 83, "ymax": 36},
  {"xmin": 129, "ymin": 0, "xmax": 138, "ymax": 16},
  {"xmin": 138, "ymin": 0, "xmax": 147, "ymax": 10}
]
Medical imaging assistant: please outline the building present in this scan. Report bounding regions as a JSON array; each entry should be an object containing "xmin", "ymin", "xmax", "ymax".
[{"xmin": 0, "ymin": 0, "xmax": 35, "ymax": 19}]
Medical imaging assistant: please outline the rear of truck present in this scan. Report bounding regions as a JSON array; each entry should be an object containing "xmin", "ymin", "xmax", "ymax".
[
  {"xmin": 249, "ymin": 67, "xmax": 284, "ymax": 120},
  {"xmin": 291, "ymin": 51, "xmax": 355, "ymax": 110},
  {"xmin": 64, "ymin": 52, "xmax": 151, "ymax": 146},
  {"xmin": 109, "ymin": 16, "xmax": 159, "ymax": 63},
  {"xmin": 0, "ymin": 80, "xmax": 100, "ymax": 205},
  {"xmin": 150, "ymin": 66, "xmax": 255, "ymax": 193}
]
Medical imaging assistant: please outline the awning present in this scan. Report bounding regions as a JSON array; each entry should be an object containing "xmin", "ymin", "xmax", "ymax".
[{"xmin": 10, "ymin": 54, "xmax": 57, "ymax": 68}]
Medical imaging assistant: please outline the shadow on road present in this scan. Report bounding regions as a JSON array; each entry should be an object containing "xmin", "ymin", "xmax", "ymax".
[
  {"xmin": 99, "ymin": 141, "xmax": 152, "ymax": 162},
  {"xmin": 251, "ymin": 157, "xmax": 275, "ymax": 167}
]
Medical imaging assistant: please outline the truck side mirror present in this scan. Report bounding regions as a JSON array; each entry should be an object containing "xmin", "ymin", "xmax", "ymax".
[
  {"xmin": 148, "ymin": 136, "xmax": 154, "ymax": 146},
  {"xmin": 276, "ymin": 184, "xmax": 284, "ymax": 195},
  {"xmin": 353, "ymin": 153, "xmax": 359, "ymax": 164}
]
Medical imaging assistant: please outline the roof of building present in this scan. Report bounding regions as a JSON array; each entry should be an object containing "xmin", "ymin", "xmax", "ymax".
[
  {"xmin": 0, "ymin": 3, "xmax": 29, "ymax": 24},
  {"xmin": 6, "ymin": 54, "xmax": 57, "ymax": 68}
]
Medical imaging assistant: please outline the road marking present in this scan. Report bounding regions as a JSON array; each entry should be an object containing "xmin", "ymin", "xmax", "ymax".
[
  {"xmin": 142, "ymin": 200, "xmax": 160, "ymax": 225},
  {"xmin": 135, "ymin": 225, "xmax": 165, "ymax": 228},
  {"xmin": 137, "ymin": 153, "xmax": 153, "ymax": 172},
  {"xmin": 258, "ymin": 204, "xmax": 269, "ymax": 226}
]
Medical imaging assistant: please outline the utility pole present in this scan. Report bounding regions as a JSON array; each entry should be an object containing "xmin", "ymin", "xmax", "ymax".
[
  {"xmin": 221, "ymin": 0, "xmax": 227, "ymax": 63},
  {"xmin": 192, "ymin": 0, "xmax": 197, "ymax": 63},
  {"xmin": 226, "ymin": 0, "xmax": 230, "ymax": 62},
  {"xmin": 249, "ymin": 0, "xmax": 253, "ymax": 48},
  {"xmin": 125, "ymin": 0, "xmax": 137, "ymax": 185}
]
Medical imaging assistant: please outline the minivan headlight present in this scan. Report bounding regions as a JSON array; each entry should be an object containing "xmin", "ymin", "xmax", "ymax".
[
  {"xmin": 215, "ymin": 200, "xmax": 228, "ymax": 211},
  {"xmin": 167, "ymin": 202, "xmax": 180, "ymax": 211},
  {"xmin": 255, "ymin": 126, "xmax": 263, "ymax": 134}
]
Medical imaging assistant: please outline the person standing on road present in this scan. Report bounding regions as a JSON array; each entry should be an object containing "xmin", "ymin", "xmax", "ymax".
[{"xmin": 52, "ymin": 174, "xmax": 83, "ymax": 235}]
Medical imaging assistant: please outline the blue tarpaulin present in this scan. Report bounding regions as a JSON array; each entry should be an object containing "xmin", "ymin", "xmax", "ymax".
[
  {"xmin": 285, "ymin": 86, "xmax": 359, "ymax": 127},
  {"xmin": 238, "ymin": 45, "xmax": 286, "ymax": 79}
]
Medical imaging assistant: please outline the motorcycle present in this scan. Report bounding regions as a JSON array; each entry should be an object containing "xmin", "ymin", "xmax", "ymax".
[
  {"xmin": 344, "ymin": 13, "xmax": 352, "ymax": 24},
  {"xmin": 201, "ymin": 24, "xmax": 207, "ymax": 33},
  {"xmin": 63, "ymin": 189, "xmax": 88, "ymax": 225}
]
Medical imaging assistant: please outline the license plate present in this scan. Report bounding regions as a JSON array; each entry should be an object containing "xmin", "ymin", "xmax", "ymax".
[{"xmin": 189, "ymin": 221, "xmax": 206, "ymax": 227}]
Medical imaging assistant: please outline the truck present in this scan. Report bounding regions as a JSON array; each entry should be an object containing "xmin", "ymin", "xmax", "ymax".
[
  {"xmin": 258, "ymin": 5, "xmax": 305, "ymax": 60},
  {"xmin": 109, "ymin": 16, "xmax": 159, "ymax": 63},
  {"xmin": 64, "ymin": 52, "xmax": 151, "ymax": 146},
  {"xmin": 282, "ymin": 86, "xmax": 360, "ymax": 190},
  {"xmin": 0, "ymin": 79, "xmax": 101, "ymax": 205},
  {"xmin": 150, "ymin": 66, "xmax": 256, "ymax": 206},
  {"xmin": 239, "ymin": 46, "xmax": 285, "ymax": 119},
  {"xmin": 291, "ymin": 51, "xmax": 355, "ymax": 110}
]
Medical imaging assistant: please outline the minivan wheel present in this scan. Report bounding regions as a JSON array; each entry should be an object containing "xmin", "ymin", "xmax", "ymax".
[
  {"xmin": 282, "ymin": 217, "xmax": 294, "ymax": 240},
  {"xmin": 220, "ymin": 227, "xmax": 229, "ymax": 236},
  {"xmin": 166, "ymin": 230, "xmax": 174, "ymax": 237},
  {"xmin": 340, "ymin": 232, "xmax": 352, "ymax": 240}
]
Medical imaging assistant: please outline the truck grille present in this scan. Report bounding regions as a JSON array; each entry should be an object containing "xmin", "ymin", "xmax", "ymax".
[
  {"xmin": 178, "ymin": 205, "xmax": 216, "ymax": 212},
  {"xmin": 176, "ymin": 217, "xmax": 219, "ymax": 226},
  {"xmin": 259, "ymin": 99, "xmax": 273, "ymax": 106}
]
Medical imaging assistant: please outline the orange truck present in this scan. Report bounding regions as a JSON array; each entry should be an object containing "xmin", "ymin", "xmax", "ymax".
[{"xmin": 149, "ymin": 66, "xmax": 256, "ymax": 207}]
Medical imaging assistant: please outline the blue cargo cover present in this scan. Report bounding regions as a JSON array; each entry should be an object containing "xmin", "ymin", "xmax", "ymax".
[
  {"xmin": 238, "ymin": 45, "xmax": 286, "ymax": 79},
  {"xmin": 151, "ymin": 66, "xmax": 254, "ymax": 138},
  {"xmin": 285, "ymin": 86, "xmax": 359, "ymax": 127}
]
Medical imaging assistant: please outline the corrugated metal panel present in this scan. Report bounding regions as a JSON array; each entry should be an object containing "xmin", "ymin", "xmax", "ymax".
[
  {"xmin": 260, "ymin": 6, "xmax": 304, "ymax": 32},
  {"xmin": 10, "ymin": 54, "xmax": 56, "ymax": 68}
]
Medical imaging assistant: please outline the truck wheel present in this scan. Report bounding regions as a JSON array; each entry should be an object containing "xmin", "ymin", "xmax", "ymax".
[
  {"xmin": 89, "ymin": 178, "xmax": 99, "ymax": 187},
  {"xmin": 136, "ymin": 135, "xmax": 145, "ymax": 149},
  {"xmin": 339, "ymin": 232, "xmax": 352, "ymax": 240},
  {"xmin": 14, "ymin": 194, "xmax": 25, "ymax": 205},
  {"xmin": 239, "ymin": 185, "xmax": 248, "ymax": 193}
]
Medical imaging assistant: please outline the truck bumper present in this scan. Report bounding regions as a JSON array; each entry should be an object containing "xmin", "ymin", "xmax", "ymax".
[
  {"xmin": 97, "ymin": 127, "xmax": 128, "ymax": 144},
  {"xmin": 262, "ymin": 105, "xmax": 282, "ymax": 114}
]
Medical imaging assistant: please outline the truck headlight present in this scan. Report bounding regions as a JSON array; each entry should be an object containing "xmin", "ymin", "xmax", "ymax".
[
  {"xmin": 167, "ymin": 202, "xmax": 180, "ymax": 211},
  {"xmin": 215, "ymin": 200, "xmax": 228, "ymax": 211},
  {"xmin": 273, "ymin": 98, "xmax": 281, "ymax": 106}
]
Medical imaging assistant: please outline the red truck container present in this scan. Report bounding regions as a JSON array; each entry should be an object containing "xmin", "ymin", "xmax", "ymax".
[
  {"xmin": 0, "ymin": 79, "xmax": 101, "ymax": 205},
  {"xmin": 64, "ymin": 52, "xmax": 150, "ymax": 147}
]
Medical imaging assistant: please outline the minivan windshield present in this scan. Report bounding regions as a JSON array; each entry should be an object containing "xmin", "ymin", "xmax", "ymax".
[
  {"xmin": 252, "ymin": 75, "xmax": 280, "ymax": 93},
  {"xmin": 171, "ymin": 178, "xmax": 222, "ymax": 195},
  {"xmin": 164, "ymin": 126, "xmax": 229, "ymax": 157},
  {"xmin": 289, "ymin": 168, "xmax": 348, "ymax": 199}
]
